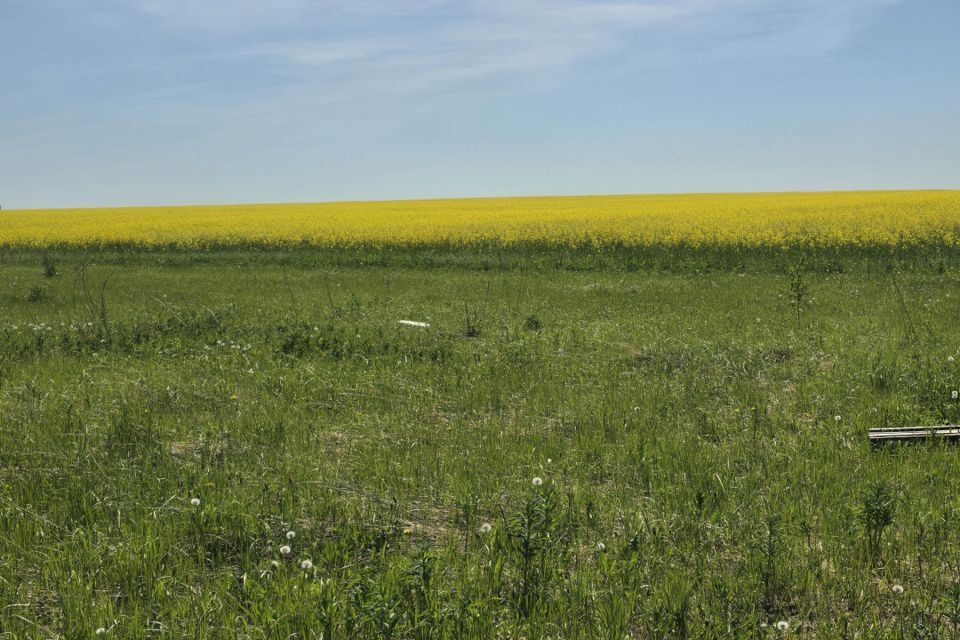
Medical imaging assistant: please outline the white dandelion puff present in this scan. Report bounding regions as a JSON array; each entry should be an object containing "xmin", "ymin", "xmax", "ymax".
[
  {"xmin": 190, "ymin": 498, "xmax": 201, "ymax": 507},
  {"xmin": 300, "ymin": 559, "xmax": 313, "ymax": 570},
  {"xmin": 952, "ymin": 391, "xmax": 958, "ymax": 400},
  {"xmin": 892, "ymin": 584, "xmax": 904, "ymax": 594},
  {"xmin": 949, "ymin": 356, "xmax": 955, "ymax": 362},
  {"xmin": 279, "ymin": 545, "xmax": 291, "ymax": 556},
  {"xmin": 479, "ymin": 522, "xmax": 492, "ymax": 534},
  {"xmin": 532, "ymin": 477, "xmax": 543, "ymax": 487},
  {"xmin": 96, "ymin": 629, "xmax": 107, "ymax": 636},
  {"xmin": 834, "ymin": 415, "xmax": 842, "ymax": 422},
  {"xmin": 286, "ymin": 530, "xmax": 296, "ymax": 540},
  {"xmin": 597, "ymin": 542, "xmax": 606, "ymax": 552},
  {"xmin": 776, "ymin": 620, "xmax": 790, "ymax": 632}
]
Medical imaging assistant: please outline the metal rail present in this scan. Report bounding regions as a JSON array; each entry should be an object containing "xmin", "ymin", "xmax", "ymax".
[{"xmin": 869, "ymin": 425, "xmax": 960, "ymax": 446}]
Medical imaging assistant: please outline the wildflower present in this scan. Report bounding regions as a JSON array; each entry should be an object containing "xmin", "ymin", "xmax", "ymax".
[
  {"xmin": 597, "ymin": 542, "xmax": 606, "ymax": 552},
  {"xmin": 532, "ymin": 477, "xmax": 543, "ymax": 487},
  {"xmin": 834, "ymin": 415, "xmax": 842, "ymax": 422},
  {"xmin": 892, "ymin": 584, "xmax": 904, "ymax": 594},
  {"xmin": 952, "ymin": 391, "xmax": 958, "ymax": 400},
  {"xmin": 300, "ymin": 559, "xmax": 313, "ymax": 570},
  {"xmin": 949, "ymin": 356, "xmax": 955, "ymax": 362},
  {"xmin": 479, "ymin": 522, "xmax": 492, "ymax": 534},
  {"xmin": 96, "ymin": 629, "xmax": 107, "ymax": 636},
  {"xmin": 190, "ymin": 498, "xmax": 201, "ymax": 507},
  {"xmin": 279, "ymin": 545, "xmax": 291, "ymax": 556},
  {"xmin": 286, "ymin": 530, "xmax": 296, "ymax": 540},
  {"xmin": 776, "ymin": 620, "xmax": 789, "ymax": 632},
  {"xmin": 271, "ymin": 560, "xmax": 279, "ymax": 568}
]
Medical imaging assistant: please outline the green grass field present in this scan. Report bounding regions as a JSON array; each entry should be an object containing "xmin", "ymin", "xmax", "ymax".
[{"xmin": 2, "ymin": 249, "xmax": 960, "ymax": 638}]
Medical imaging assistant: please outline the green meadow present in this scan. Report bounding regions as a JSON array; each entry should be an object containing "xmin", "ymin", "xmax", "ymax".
[{"xmin": 2, "ymin": 249, "xmax": 960, "ymax": 638}]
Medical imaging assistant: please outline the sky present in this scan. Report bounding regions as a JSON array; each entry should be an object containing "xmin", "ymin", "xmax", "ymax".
[{"xmin": 1, "ymin": 0, "xmax": 958, "ymax": 209}]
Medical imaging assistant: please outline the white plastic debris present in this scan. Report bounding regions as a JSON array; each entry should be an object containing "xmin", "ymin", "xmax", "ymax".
[{"xmin": 397, "ymin": 320, "xmax": 430, "ymax": 328}]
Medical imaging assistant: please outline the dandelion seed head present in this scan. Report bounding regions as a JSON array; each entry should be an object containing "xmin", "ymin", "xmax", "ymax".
[
  {"xmin": 532, "ymin": 476, "xmax": 543, "ymax": 487},
  {"xmin": 300, "ymin": 559, "xmax": 313, "ymax": 570},
  {"xmin": 280, "ymin": 545, "xmax": 291, "ymax": 556},
  {"xmin": 286, "ymin": 530, "xmax": 296, "ymax": 540},
  {"xmin": 479, "ymin": 522, "xmax": 492, "ymax": 534},
  {"xmin": 96, "ymin": 628, "xmax": 107, "ymax": 636},
  {"xmin": 949, "ymin": 356, "xmax": 955, "ymax": 362},
  {"xmin": 597, "ymin": 542, "xmax": 606, "ymax": 552},
  {"xmin": 952, "ymin": 390, "xmax": 958, "ymax": 400},
  {"xmin": 834, "ymin": 415, "xmax": 842, "ymax": 422},
  {"xmin": 892, "ymin": 584, "xmax": 904, "ymax": 594},
  {"xmin": 776, "ymin": 620, "xmax": 789, "ymax": 632},
  {"xmin": 190, "ymin": 498, "xmax": 200, "ymax": 507}
]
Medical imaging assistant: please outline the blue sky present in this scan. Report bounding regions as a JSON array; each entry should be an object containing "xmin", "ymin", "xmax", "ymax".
[{"xmin": 1, "ymin": 0, "xmax": 958, "ymax": 208}]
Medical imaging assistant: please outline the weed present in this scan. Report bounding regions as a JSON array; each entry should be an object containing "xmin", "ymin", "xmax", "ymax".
[
  {"xmin": 861, "ymin": 480, "xmax": 896, "ymax": 566},
  {"xmin": 41, "ymin": 252, "xmax": 58, "ymax": 278},
  {"xmin": 789, "ymin": 256, "xmax": 807, "ymax": 328},
  {"xmin": 464, "ymin": 302, "xmax": 482, "ymax": 338},
  {"xmin": 24, "ymin": 284, "xmax": 44, "ymax": 303}
]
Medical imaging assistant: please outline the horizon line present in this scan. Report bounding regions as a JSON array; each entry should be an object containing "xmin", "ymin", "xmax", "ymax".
[{"xmin": 5, "ymin": 187, "xmax": 960, "ymax": 213}]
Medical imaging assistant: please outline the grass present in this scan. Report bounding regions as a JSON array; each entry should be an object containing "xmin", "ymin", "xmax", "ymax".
[
  {"xmin": 1, "ymin": 241, "xmax": 959, "ymax": 273},
  {"xmin": 2, "ymin": 248, "xmax": 960, "ymax": 637}
]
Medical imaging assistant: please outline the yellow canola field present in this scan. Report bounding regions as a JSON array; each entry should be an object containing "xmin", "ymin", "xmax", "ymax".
[{"xmin": 1, "ymin": 190, "xmax": 959, "ymax": 248}]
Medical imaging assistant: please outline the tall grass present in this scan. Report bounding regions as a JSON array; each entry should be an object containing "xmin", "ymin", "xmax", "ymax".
[{"xmin": 1, "ymin": 249, "xmax": 960, "ymax": 637}]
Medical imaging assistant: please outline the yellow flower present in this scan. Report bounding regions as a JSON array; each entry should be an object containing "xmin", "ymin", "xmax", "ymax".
[{"xmin": 1, "ymin": 191, "xmax": 956, "ymax": 249}]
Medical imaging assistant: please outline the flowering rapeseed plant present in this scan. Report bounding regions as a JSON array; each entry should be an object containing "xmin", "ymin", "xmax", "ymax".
[{"xmin": 2, "ymin": 191, "xmax": 958, "ymax": 248}]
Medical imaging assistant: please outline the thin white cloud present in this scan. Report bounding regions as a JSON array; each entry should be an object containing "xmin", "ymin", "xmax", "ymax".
[
  {"xmin": 132, "ymin": 0, "xmax": 314, "ymax": 33},
  {"xmin": 181, "ymin": 0, "xmax": 894, "ymax": 104},
  {"xmin": 11, "ymin": 0, "xmax": 904, "ymax": 86},
  {"xmin": 31, "ymin": 0, "xmax": 886, "ymax": 152},
  {"xmin": 2, "ymin": 0, "xmax": 902, "ymax": 165}
]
